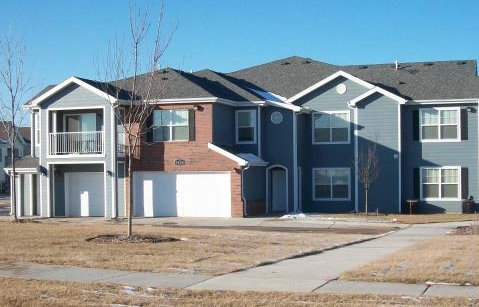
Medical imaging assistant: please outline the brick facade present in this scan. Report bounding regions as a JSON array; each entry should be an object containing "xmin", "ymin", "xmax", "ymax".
[{"xmin": 124, "ymin": 102, "xmax": 244, "ymax": 218}]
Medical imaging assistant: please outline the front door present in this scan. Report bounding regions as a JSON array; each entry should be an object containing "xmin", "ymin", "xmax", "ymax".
[{"xmin": 271, "ymin": 168, "xmax": 287, "ymax": 212}]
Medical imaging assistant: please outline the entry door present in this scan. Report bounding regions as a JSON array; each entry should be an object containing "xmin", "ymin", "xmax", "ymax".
[{"xmin": 271, "ymin": 169, "xmax": 287, "ymax": 212}]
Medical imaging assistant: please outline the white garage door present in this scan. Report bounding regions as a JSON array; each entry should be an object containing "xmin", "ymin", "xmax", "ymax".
[
  {"xmin": 134, "ymin": 172, "xmax": 231, "ymax": 217},
  {"xmin": 66, "ymin": 172, "xmax": 104, "ymax": 217}
]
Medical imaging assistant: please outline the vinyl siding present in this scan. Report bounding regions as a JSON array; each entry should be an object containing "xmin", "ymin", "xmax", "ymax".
[
  {"xmin": 299, "ymin": 77, "xmax": 369, "ymax": 213},
  {"xmin": 212, "ymin": 103, "xmax": 235, "ymax": 147},
  {"xmin": 243, "ymin": 166, "xmax": 266, "ymax": 200},
  {"xmin": 357, "ymin": 93, "xmax": 400, "ymax": 213},
  {"xmin": 402, "ymin": 104, "xmax": 479, "ymax": 212}
]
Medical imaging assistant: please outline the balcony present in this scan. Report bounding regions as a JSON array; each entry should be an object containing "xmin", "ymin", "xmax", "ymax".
[{"xmin": 49, "ymin": 131, "xmax": 104, "ymax": 155}]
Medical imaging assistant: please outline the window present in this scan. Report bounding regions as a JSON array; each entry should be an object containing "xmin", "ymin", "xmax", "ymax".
[
  {"xmin": 313, "ymin": 111, "xmax": 350, "ymax": 144},
  {"xmin": 420, "ymin": 108, "xmax": 459, "ymax": 141},
  {"xmin": 34, "ymin": 112, "xmax": 40, "ymax": 146},
  {"xmin": 421, "ymin": 167, "xmax": 460, "ymax": 199},
  {"xmin": 313, "ymin": 168, "xmax": 350, "ymax": 200},
  {"xmin": 236, "ymin": 110, "xmax": 256, "ymax": 144},
  {"xmin": 153, "ymin": 109, "xmax": 189, "ymax": 142}
]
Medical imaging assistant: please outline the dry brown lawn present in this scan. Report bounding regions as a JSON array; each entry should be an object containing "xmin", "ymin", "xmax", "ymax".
[
  {"xmin": 342, "ymin": 235, "xmax": 479, "ymax": 285},
  {"xmin": 0, "ymin": 220, "xmax": 387, "ymax": 276},
  {"xmin": 1, "ymin": 277, "xmax": 475, "ymax": 307}
]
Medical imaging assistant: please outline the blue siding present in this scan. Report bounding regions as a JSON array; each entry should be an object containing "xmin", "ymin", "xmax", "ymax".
[
  {"xmin": 299, "ymin": 77, "xmax": 369, "ymax": 213},
  {"xmin": 402, "ymin": 104, "xmax": 479, "ymax": 213},
  {"xmin": 243, "ymin": 166, "xmax": 266, "ymax": 201},
  {"xmin": 357, "ymin": 94, "xmax": 400, "ymax": 213},
  {"xmin": 212, "ymin": 104, "xmax": 235, "ymax": 147},
  {"xmin": 261, "ymin": 106, "xmax": 295, "ymax": 211}
]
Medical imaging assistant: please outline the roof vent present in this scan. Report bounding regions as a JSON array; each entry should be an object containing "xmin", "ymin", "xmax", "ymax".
[
  {"xmin": 161, "ymin": 77, "xmax": 168, "ymax": 80},
  {"xmin": 358, "ymin": 66, "xmax": 368, "ymax": 69},
  {"xmin": 423, "ymin": 62, "xmax": 434, "ymax": 66},
  {"xmin": 399, "ymin": 81, "xmax": 406, "ymax": 85},
  {"xmin": 457, "ymin": 61, "xmax": 467, "ymax": 65},
  {"xmin": 302, "ymin": 60, "xmax": 311, "ymax": 64},
  {"xmin": 162, "ymin": 69, "xmax": 169, "ymax": 74},
  {"xmin": 280, "ymin": 61, "xmax": 290, "ymax": 66}
]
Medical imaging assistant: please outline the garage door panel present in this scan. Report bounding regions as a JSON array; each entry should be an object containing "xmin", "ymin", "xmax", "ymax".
[
  {"xmin": 67, "ymin": 172, "xmax": 104, "ymax": 217},
  {"xmin": 134, "ymin": 172, "xmax": 231, "ymax": 218}
]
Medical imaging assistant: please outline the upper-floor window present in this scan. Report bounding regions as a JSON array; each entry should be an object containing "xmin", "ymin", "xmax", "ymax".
[
  {"xmin": 312, "ymin": 111, "xmax": 350, "ymax": 144},
  {"xmin": 421, "ymin": 167, "xmax": 460, "ymax": 200},
  {"xmin": 153, "ymin": 109, "xmax": 189, "ymax": 142},
  {"xmin": 236, "ymin": 109, "xmax": 256, "ymax": 144},
  {"xmin": 420, "ymin": 108, "xmax": 459, "ymax": 141},
  {"xmin": 313, "ymin": 168, "xmax": 350, "ymax": 201}
]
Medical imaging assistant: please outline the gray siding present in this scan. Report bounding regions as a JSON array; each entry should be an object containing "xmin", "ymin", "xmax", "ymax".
[
  {"xmin": 38, "ymin": 83, "xmax": 115, "ymax": 218},
  {"xmin": 402, "ymin": 104, "xmax": 479, "ymax": 213},
  {"xmin": 357, "ymin": 94, "xmax": 400, "ymax": 213},
  {"xmin": 299, "ymin": 78, "xmax": 368, "ymax": 213}
]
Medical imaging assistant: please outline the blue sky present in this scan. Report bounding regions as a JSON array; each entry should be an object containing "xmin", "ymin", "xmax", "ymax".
[{"xmin": 1, "ymin": 0, "xmax": 478, "ymax": 96}]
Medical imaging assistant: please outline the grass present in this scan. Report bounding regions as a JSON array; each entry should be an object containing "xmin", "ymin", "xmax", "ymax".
[
  {"xmin": 0, "ymin": 220, "xmax": 387, "ymax": 276},
  {"xmin": 341, "ymin": 225, "xmax": 479, "ymax": 285},
  {"xmin": 316, "ymin": 213, "xmax": 479, "ymax": 224},
  {"xmin": 0, "ymin": 277, "xmax": 475, "ymax": 307}
]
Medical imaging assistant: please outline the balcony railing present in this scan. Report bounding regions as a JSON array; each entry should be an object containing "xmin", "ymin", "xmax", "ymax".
[{"xmin": 49, "ymin": 131, "xmax": 104, "ymax": 155}]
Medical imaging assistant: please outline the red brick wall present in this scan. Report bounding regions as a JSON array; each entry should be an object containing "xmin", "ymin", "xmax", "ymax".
[{"xmin": 125, "ymin": 103, "xmax": 244, "ymax": 218}]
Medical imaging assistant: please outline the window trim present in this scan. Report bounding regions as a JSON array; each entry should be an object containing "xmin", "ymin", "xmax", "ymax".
[
  {"xmin": 312, "ymin": 110, "xmax": 350, "ymax": 145},
  {"xmin": 34, "ymin": 112, "xmax": 40, "ymax": 146},
  {"xmin": 152, "ymin": 109, "xmax": 189, "ymax": 142},
  {"xmin": 419, "ymin": 107, "xmax": 460, "ymax": 142},
  {"xmin": 235, "ymin": 109, "xmax": 257, "ymax": 144},
  {"xmin": 419, "ymin": 166, "xmax": 461, "ymax": 201},
  {"xmin": 312, "ymin": 167, "xmax": 351, "ymax": 201}
]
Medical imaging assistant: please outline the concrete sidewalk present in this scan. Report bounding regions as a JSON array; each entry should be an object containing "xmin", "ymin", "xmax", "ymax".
[{"xmin": 0, "ymin": 222, "xmax": 477, "ymax": 298}]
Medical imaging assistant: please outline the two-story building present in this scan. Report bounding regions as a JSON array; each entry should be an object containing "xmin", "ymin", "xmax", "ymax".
[{"xmin": 10, "ymin": 56, "xmax": 479, "ymax": 218}]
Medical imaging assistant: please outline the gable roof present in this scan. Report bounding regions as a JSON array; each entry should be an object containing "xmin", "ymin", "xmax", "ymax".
[
  {"xmin": 0, "ymin": 121, "xmax": 27, "ymax": 145},
  {"xmin": 18, "ymin": 127, "xmax": 31, "ymax": 143},
  {"xmin": 228, "ymin": 56, "xmax": 479, "ymax": 101}
]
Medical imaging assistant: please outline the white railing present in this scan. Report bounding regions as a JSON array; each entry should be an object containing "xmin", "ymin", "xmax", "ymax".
[
  {"xmin": 49, "ymin": 131, "xmax": 104, "ymax": 155},
  {"xmin": 117, "ymin": 131, "xmax": 125, "ymax": 157}
]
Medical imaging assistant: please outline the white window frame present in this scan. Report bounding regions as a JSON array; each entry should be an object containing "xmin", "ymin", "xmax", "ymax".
[
  {"xmin": 235, "ymin": 109, "xmax": 257, "ymax": 144},
  {"xmin": 420, "ymin": 166, "xmax": 461, "ymax": 201},
  {"xmin": 34, "ymin": 112, "xmax": 41, "ymax": 146},
  {"xmin": 152, "ymin": 109, "xmax": 189, "ymax": 142},
  {"xmin": 312, "ymin": 110, "xmax": 350, "ymax": 145},
  {"xmin": 312, "ymin": 167, "xmax": 351, "ymax": 201},
  {"xmin": 419, "ymin": 107, "xmax": 460, "ymax": 142}
]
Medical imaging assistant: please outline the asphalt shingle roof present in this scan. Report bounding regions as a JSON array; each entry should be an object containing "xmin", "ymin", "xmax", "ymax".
[
  {"xmin": 24, "ymin": 56, "xmax": 479, "ymax": 105},
  {"xmin": 6, "ymin": 156, "xmax": 39, "ymax": 169},
  {"xmin": 227, "ymin": 56, "xmax": 479, "ymax": 101}
]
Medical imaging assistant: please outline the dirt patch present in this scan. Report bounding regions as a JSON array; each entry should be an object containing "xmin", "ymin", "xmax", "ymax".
[
  {"xmin": 86, "ymin": 234, "xmax": 180, "ymax": 244},
  {"xmin": 451, "ymin": 225, "xmax": 479, "ymax": 236}
]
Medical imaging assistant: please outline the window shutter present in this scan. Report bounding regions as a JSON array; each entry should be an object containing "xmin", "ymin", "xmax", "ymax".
[
  {"xmin": 188, "ymin": 109, "xmax": 196, "ymax": 141},
  {"xmin": 461, "ymin": 167, "xmax": 469, "ymax": 200},
  {"xmin": 146, "ymin": 113, "xmax": 153, "ymax": 142},
  {"xmin": 461, "ymin": 109, "xmax": 468, "ymax": 140},
  {"xmin": 412, "ymin": 110, "xmax": 419, "ymax": 141},
  {"xmin": 413, "ymin": 168, "xmax": 420, "ymax": 199}
]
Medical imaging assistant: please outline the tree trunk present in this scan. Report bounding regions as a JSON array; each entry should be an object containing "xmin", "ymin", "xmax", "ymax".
[
  {"xmin": 127, "ymin": 145, "xmax": 133, "ymax": 237},
  {"xmin": 365, "ymin": 187, "xmax": 368, "ymax": 216}
]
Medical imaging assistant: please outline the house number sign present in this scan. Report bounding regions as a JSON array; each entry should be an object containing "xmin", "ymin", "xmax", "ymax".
[{"xmin": 175, "ymin": 159, "xmax": 186, "ymax": 165}]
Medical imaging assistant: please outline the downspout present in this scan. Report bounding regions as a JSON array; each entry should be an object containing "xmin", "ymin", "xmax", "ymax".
[{"xmin": 241, "ymin": 163, "xmax": 250, "ymax": 217}]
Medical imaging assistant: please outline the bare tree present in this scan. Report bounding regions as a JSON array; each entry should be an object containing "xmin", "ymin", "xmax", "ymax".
[
  {"xmin": 0, "ymin": 32, "xmax": 30, "ymax": 221},
  {"xmin": 99, "ymin": 3, "xmax": 176, "ymax": 237},
  {"xmin": 358, "ymin": 143, "xmax": 380, "ymax": 215}
]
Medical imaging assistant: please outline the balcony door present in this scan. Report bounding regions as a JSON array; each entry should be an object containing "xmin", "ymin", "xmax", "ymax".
[
  {"xmin": 65, "ymin": 113, "xmax": 96, "ymax": 133},
  {"xmin": 64, "ymin": 114, "xmax": 98, "ymax": 154}
]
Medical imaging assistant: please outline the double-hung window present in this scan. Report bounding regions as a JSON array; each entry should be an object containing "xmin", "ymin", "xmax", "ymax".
[
  {"xmin": 420, "ymin": 108, "xmax": 459, "ymax": 141},
  {"xmin": 313, "ymin": 111, "xmax": 350, "ymax": 144},
  {"xmin": 313, "ymin": 168, "xmax": 350, "ymax": 200},
  {"xmin": 421, "ymin": 167, "xmax": 460, "ymax": 200},
  {"xmin": 153, "ymin": 109, "xmax": 189, "ymax": 142},
  {"xmin": 236, "ymin": 110, "xmax": 256, "ymax": 144}
]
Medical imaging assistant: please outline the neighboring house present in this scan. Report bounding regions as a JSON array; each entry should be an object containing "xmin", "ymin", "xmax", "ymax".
[
  {"xmin": 9, "ymin": 56, "xmax": 479, "ymax": 218},
  {"xmin": 0, "ymin": 122, "xmax": 30, "ymax": 195}
]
